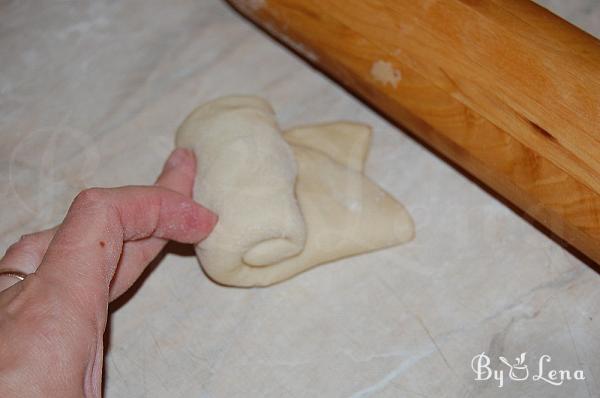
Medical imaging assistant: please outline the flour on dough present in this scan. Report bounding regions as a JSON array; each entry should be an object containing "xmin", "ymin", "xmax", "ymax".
[{"xmin": 176, "ymin": 96, "xmax": 414, "ymax": 287}]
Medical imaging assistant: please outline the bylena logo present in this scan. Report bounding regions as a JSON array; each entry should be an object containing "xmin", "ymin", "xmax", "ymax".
[{"xmin": 471, "ymin": 352, "xmax": 585, "ymax": 388}]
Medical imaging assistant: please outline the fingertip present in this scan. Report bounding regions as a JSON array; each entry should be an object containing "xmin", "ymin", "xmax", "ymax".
[
  {"xmin": 165, "ymin": 148, "xmax": 196, "ymax": 172},
  {"xmin": 188, "ymin": 203, "xmax": 218, "ymax": 242},
  {"xmin": 153, "ymin": 192, "xmax": 217, "ymax": 243}
]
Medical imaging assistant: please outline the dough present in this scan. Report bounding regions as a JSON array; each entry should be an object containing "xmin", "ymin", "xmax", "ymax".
[
  {"xmin": 176, "ymin": 96, "xmax": 306, "ymax": 271},
  {"xmin": 176, "ymin": 96, "xmax": 414, "ymax": 287}
]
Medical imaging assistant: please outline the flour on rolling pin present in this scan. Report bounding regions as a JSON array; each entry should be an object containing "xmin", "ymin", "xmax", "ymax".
[
  {"xmin": 176, "ymin": 96, "xmax": 414, "ymax": 287},
  {"xmin": 370, "ymin": 60, "xmax": 402, "ymax": 88}
]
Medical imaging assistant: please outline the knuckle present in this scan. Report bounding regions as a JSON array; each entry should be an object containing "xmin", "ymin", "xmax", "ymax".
[
  {"xmin": 73, "ymin": 187, "xmax": 108, "ymax": 209},
  {"xmin": 71, "ymin": 188, "xmax": 119, "ymax": 228}
]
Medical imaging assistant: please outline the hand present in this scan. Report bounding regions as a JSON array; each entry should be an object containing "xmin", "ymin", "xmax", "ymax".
[{"xmin": 0, "ymin": 148, "xmax": 217, "ymax": 397}]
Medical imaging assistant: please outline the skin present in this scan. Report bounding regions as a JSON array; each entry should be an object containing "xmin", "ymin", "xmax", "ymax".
[{"xmin": 0, "ymin": 148, "xmax": 217, "ymax": 397}]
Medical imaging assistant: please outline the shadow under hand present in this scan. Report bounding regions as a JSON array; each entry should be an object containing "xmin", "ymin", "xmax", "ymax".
[{"xmin": 109, "ymin": 241, "xmax": 196, "ymax": 312}]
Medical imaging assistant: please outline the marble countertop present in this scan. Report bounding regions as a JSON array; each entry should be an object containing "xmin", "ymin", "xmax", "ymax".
[{"xmin": 1, "ymin": 1, "xmax": 599, "ymax": 397}]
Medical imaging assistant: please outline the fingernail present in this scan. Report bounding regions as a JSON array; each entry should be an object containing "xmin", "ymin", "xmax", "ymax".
[{"xmin": 166, "ymin": 148, "xmax": 194, "ymax": 170}]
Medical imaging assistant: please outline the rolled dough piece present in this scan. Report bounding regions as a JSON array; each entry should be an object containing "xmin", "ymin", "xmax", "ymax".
[
  {"xmin": 176, "ymin": 96, "xmax": 414, "ymax": 287},
  {"xmin": 176, "ymin": 96, "xmax": 306, "ymax": 271}
]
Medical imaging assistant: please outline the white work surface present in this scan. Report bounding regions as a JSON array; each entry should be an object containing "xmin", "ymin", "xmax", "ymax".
[{"xmin": 1, "ymin": 1, "xmax": 599, "ymax": 397}]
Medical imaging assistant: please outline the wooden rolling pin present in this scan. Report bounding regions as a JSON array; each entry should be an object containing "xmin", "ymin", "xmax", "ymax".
[{"xmin": 227, "ymin": 0, "xmax": 600, "ymax": 265}]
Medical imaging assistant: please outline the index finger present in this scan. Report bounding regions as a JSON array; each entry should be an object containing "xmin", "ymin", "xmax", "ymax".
[{"xmin": 34, "ymin": 185, "xmax": 216, "ymax": 316}]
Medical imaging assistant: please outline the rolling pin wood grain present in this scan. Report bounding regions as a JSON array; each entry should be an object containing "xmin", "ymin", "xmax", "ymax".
[{"xmin": 228, "ymin": 0, "xmax": 600, "ymax": 265}]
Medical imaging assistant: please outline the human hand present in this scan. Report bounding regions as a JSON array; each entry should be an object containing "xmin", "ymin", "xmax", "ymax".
[{"xmin": 0, "ymin": 148, "xmax": 217, "ymax": 397}]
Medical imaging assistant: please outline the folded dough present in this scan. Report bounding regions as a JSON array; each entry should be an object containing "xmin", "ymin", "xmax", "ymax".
[{"xmin": 176, "ymin": 96, "xmax": 414, "ymax": 287}]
